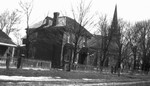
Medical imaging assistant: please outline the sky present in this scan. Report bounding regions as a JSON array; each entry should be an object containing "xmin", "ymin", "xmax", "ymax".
[
  {"xmin": 0, "ymin": 0, "xmax": 150, "ymax": 42},
  {"xmin": 1, "ymin": 0, "xmax": 150, "ymax": 22}
]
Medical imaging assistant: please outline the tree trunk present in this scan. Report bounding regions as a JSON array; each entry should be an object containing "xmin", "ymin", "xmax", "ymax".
[
  {"xmin": 141, "ymin": 51, "xmax": 148, "ymax": 74},
  {"xmin": 132, "ymin": 46, "xmax": 137, "ymax": 71},
  {"xmin": 117, "ymin": 45, "xmax": 122, "ymax": 76},
  {"xmin": 99, "ymin": 53, "xmax": 103, "ymax": 71},
  {"xmin": 100, "ymin": 54, "xmax": 105, "ymax": 71},
  {"xmin": 73, "ymin": 44, "xmax": 77, "ymax": 64},
  {"xmin": 104, "ymin": 57, "xmax": 109, "ymax": 67},
  {"xmin": 72, "ymin": 41, "xmax": 78, "ymax": 69},
  {"xmin": 133, "ymin": 53, "xmax": 137, "ymax": 70}
]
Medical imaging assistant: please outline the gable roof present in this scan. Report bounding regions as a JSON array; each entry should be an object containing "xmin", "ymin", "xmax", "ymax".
[
  {"xmin": 65, "ymin": 16, "xmax": 93, "ymax": 38},
  {"xmin": 26, "ymin": 15, "xmax": 92, "ymax": 38},
  {"xmin": 87, "ymin": 35, "xmax": 102, "ymax": 50},
  {"xmin": 0, "ymin": 30, "xmax": 16, "ymax": 47},
  {"xmin": 29, "ymin": 17, "xmax": 53, "ymax": 29}
]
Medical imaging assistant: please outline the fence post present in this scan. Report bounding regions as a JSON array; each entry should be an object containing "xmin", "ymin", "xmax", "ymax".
[{"xmin": 49, "ymin": 62, "xmax": 51, "ymax": 69}]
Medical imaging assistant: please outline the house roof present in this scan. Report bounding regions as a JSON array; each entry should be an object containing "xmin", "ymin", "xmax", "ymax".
[
  {"xmin": 30, "ymin": 20, "xmax": 44, "ymax": 29},
  {"xmin": 87, "ymin": 35, "xmax": 103, "ymax": 50},
  {"xmin": 24, "ymin": 15, "xmax": 92, "ymax": 38},
  {"xmin": 0, "ymin": 30, "xmax": 16, "ymax": 47},
  {"xmin": 29, "ymin": 17, "xmax": 53, "ymax": 29},
  {"xmin": 87, "ymin": 34, "xmax": 119, "ymax": 55},
  {"xmin": 65, "ymin": 16, "xmax": 93, "ymax": 38}
]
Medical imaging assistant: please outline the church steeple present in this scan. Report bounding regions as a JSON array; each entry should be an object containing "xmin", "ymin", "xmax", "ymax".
[
  {"xmin": 111, "ymin": 5, "xmax": 118, "ymax": 31},
  {"xmin": 110, "ymin": 5, "xmax": 120, "ymax": 39},
  {"xmin": 109, "ymin": 5, "xmax": 120, "ymax": 41}
]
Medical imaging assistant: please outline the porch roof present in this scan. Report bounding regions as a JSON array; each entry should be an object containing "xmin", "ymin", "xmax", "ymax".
[
  {"xmin": 0, "ymin": 30, "xmax": 16, "ymax": 47},
  {"xmin": 0, "ymin": 42, "xmax": 16, "ymax": 47}
]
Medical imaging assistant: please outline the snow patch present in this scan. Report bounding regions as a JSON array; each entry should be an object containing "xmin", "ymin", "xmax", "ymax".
[
  {"xmin": 55, "ymin": 77, "xmax": 61, "ymax": 79},
  {"xmin": 82, "ymin": 78, "xmax": 92, "ymax": 80},
  {"xmin": 0, "ymin": 75, "xmax": 69, "ymax": 81},
  {"xmin": 23, "ymin": 67, "xmax": 50, "ymax": 71}
]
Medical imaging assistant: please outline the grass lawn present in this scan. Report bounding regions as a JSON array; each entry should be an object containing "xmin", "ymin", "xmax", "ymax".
[
  {"xmin": 0, "ymin": 67, "xmax": 149, "ymax": 81},
  {"xmin": 0, "ymin": 67, "xmax": 150, "ymax": 86}
]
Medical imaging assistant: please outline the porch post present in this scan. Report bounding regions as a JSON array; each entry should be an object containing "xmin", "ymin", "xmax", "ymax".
[
  {"xmin": 86, "ymin": 53, "xmax": 90, "ymax": 65},
  {"xmin": 60, "ymin": 32, "xmax": 65, "ymax": 67},
  {"xmin": 11, "ymin": 47, "xmax": 15, "ymax": 62}
]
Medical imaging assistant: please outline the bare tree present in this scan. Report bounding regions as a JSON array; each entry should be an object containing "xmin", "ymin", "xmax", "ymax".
[
  {"xmin": 70, "ymin": 0, "xmax": 94, "ymax": 64},
  {"xmin": 133, "ymin": 20, "xmax": 150, "ymax": 74},
  {"xmin": 126, "ymin": 24, "xmax": 140, "ymax": 71},
  {"xmin": 0, "ymin": 10, "xmax": 21, "ymax": 35},
  {"xmin": 13, "ymin": 29, "xmax": 22, "ymax": 45},
  {"xmin": 19, "ymin": 0, "xmax": 33, "ymax": 58},
  {"xmin": 0, "ymin": 11, "xmax": 8, "ymax": 30},
  {"xmin": 94, "ymin": 15, "xmax": 111, "ymax": 71},
  {"xmin": 114, "ymin": 19, "xmax": 131, "ymax": 76}
]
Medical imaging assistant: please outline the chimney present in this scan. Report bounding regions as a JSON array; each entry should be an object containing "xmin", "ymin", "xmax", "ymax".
[
  {"xmin": 52, "ymin": 12, "xmax": 59, "ymax": 26},
  {"xmin": 44, "ymin": 16, "xmax": 50, "ymax": 25}
]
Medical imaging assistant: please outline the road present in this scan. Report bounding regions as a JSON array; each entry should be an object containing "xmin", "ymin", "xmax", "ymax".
[{"xmin": 0, "ymin": 80, "xmax": 150, "ymax": 86}]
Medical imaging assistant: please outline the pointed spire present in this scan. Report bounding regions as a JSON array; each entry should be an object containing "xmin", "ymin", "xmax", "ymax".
[
  {"xmin": 109, "ymin": 4, "xmax": 121, "ymax": 41},
  {"xmin": 111, "ymin": 5, "xmax": 118, "ymax": 31}
]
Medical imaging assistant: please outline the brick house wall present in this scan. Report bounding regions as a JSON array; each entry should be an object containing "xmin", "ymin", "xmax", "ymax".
[{"xmin": 22, "ymin": 12, "xmax": 92, "ymax": 68}]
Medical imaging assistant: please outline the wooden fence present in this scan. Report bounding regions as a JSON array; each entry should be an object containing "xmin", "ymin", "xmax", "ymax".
[
  {"xmin": 0, "ymin": 57, "xmax": 99, "ymax": 72},
  {"xmin": 13, "ymin": 58, "xmax": 52, "ymax": 69}
]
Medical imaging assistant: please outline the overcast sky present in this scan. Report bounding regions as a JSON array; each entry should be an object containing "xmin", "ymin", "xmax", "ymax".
[{"xmin": 1, "ymin": 0, "xmax": 150, "ymax": 38}]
